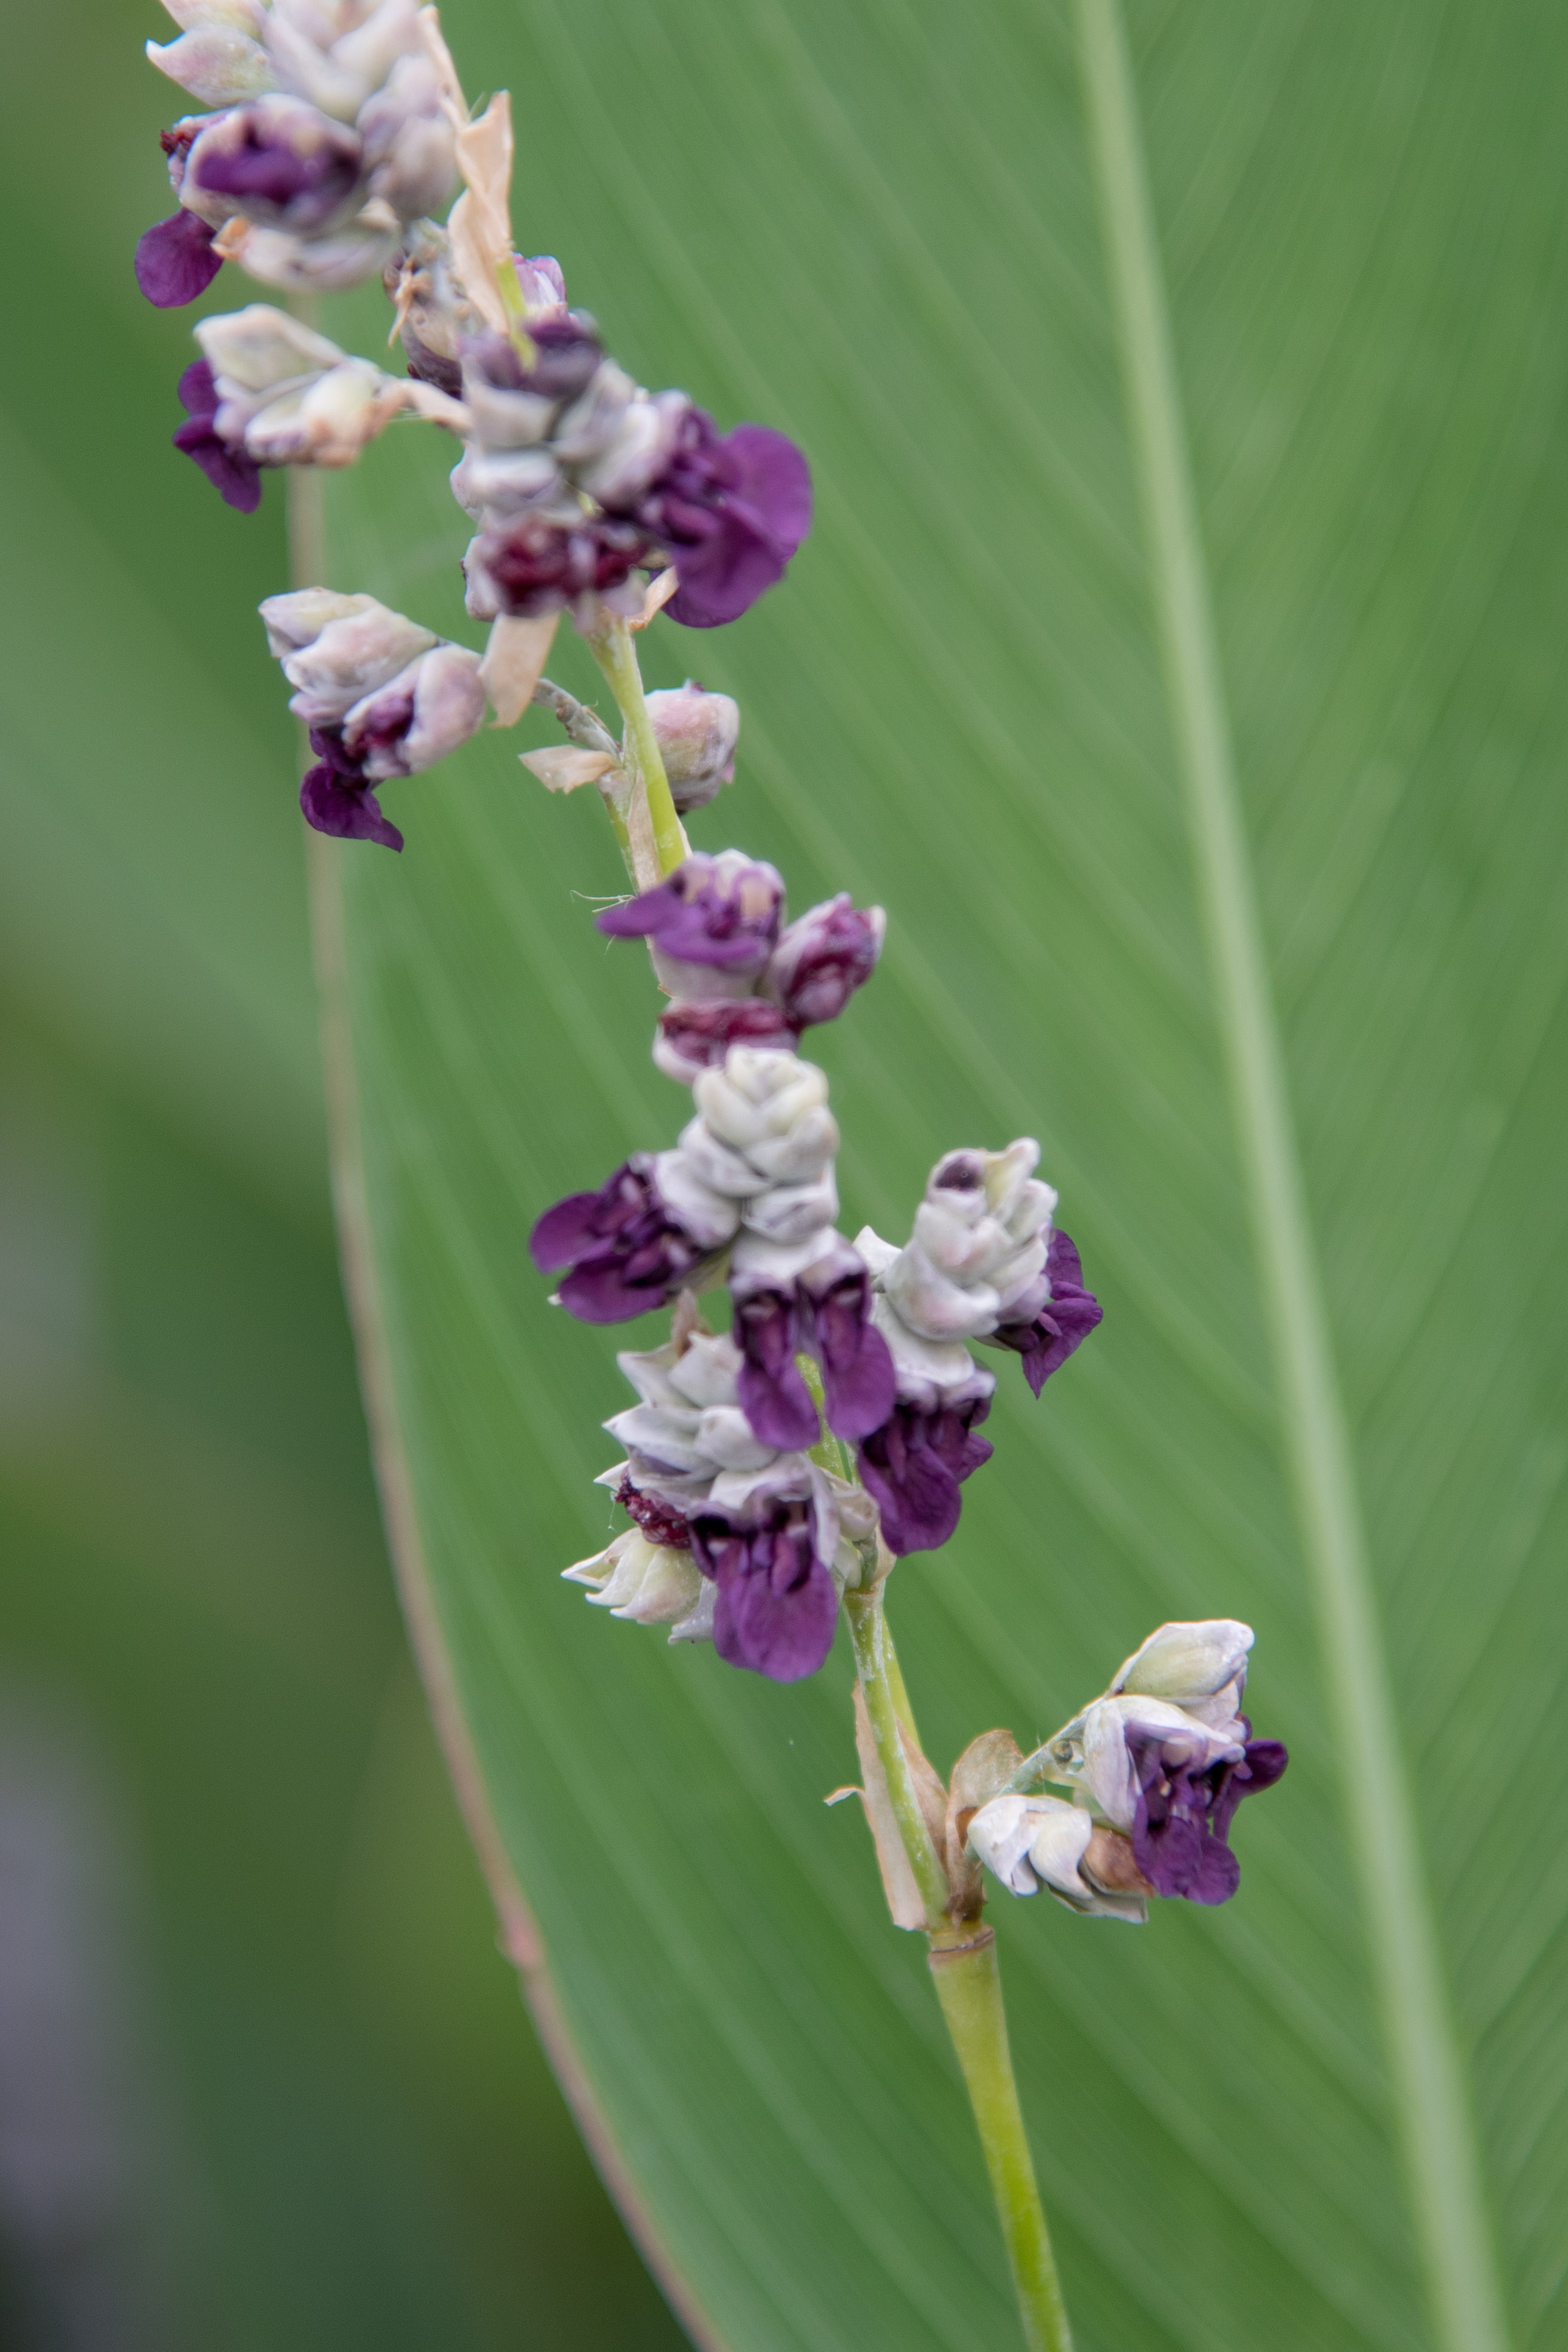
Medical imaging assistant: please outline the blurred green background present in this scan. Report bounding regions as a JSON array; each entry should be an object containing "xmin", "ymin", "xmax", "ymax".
[{"xmin": 0, "ymin": 4, "xmax": 683, "ymax": 2344}]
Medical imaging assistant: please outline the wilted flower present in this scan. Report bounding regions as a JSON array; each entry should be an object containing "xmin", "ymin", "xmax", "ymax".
[{"xmin": 653, "ymin": 998, "xmax": 798, "ymax": 1088}]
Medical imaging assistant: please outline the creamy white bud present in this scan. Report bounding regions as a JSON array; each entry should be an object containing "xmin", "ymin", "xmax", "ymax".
[
  {"xmin": 967, "ymin": 1792, "xmax": 1147, "ymax": 1921},
  {"xmin": 270, "ymin": 595, "xmax": 437, "ymax": 723},
  {"xmin": 240, "ymin": 357, "xmax": 409, "ymax": 465},
  {"xmin": 740, "ymin": 1169, "xmax": 839, "ymax": 1245},
  {"xmin": 197, "ymin": 302, "xmax": 344, "ymax": 390},
  {"xmin": 258, "ymin": 586, "xmax": 373, "ymax": 657},
  {"xmin": 564, "ymin": 1530, "xmax": 705, "ymax": 1626},
  {"xmin": 147, "ymin": 27, "xmax": 275, "ymax": 104},
  {"xmin": 667, "ymin": 1581, "xmax": 716, "ymax": 1646},
  {"xmin": 1110, "ymin": 1619, "xmax": 1254, "ymax": 1719},
  {"xmin": 576, "ymin": 388, "xmax": 690, "ymax": 510},
  {"xmin": 550, "ymin": 360, "xmax": 638, "ymax": 466},
  {"xmin": 642, "ymin": 682, "xmax": 740, "ymax": 814},
  {"xmin": 650, "ymin": 1149, "xmax": 744, "ymax": 1251}
]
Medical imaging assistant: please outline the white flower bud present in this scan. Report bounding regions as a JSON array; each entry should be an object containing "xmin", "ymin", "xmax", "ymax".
[
  {"xmin": 1108, "ymin": 1619, "xmax": 1254, "ymax": 1728},
  {"xmin": 261, "ymin": 590, "xmax": 437, "ymax": 723},
  {"xmin": 563, "ymin": 1531, "xmax": 705, "ymax": 1626},
  {"xmin": 147, "ymin": 27, "xmax": 276, "ymax": 105},
  {"xmin": 967, "ymin": 1793, "xmax": 1147, "ymax": 1921},
  {"xmin": 642, "ymin": 682, "xmax": 740, "ymax": 814},
  {"xmin": 197, "ymin": 301, "xmax": 343, "ymax": 390},
  {"xmin": 258, "ymin": 586, "xmax": 373, "ymax": 657},
  {"xmin": 740, "ymin": 1170, "xmax": 840, "ymax": 1246},
  {"xmin": 235, "ymin": 220, "xmax": 403, "ymax": 291}
]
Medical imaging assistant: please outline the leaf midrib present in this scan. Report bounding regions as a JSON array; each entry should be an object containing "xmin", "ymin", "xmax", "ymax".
[{"xmin": 1072, "ymin": 7, "xmax": 1511, "ymax": 2351}]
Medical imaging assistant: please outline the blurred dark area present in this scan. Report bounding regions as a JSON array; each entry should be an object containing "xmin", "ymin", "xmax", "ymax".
[{"xmin": 0, "ymin": 4, "xmax": 682, "ymax": 2344}]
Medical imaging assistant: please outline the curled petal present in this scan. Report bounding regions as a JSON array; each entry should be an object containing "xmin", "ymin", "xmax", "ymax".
[{"xmin": 136, "ymin": 209, "xmax": 223, "ymax": 306}]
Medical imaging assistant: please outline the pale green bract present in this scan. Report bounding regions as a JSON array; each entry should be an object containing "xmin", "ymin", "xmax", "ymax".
[{"xmin": 311, "ymin": 1, "xmax": 1566, "ymax": 2345}]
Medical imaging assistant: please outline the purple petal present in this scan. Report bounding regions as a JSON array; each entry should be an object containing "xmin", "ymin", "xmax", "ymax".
[
  {"xmin": 856, "ymin": 1393, "xmax": 992, "ymax": 1557},
  {"xmin": 802, "ymin": 1258, "xmax": 896, "ymax": 1443},
  {"xmin": 529, "ymin": 1189, "xmax": 614, "ymax": 1273},
  {"xmin": 733, "ymin": 1283, "xmax": 820, "ymax": 1452},
  {"xmin": 596, "ymin": 855, "xmax": 783, "ymax": 973},
  {"xmin": 173, "ymin": 415, "xmax": 264, "ymax": 512},
  {"xmin": 134, "ymin": 209, "xmax": 222, "ymax": 307},
  {"xmin": 299, "ymin": 764, "xmax": 403, "ymax": 850},
  {"xmin": 666, "ymin": 426, "xmax": 812, "ymax": 628},
  {"xmin": 997, "ymin": 1226, "xmax": 1103, "ymax": 1396},
  {"xmin": 691, "ymin": 1502, "xmax": 839, "ymax": 1682}
]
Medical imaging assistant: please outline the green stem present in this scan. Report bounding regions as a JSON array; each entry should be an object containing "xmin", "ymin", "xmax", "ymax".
[
  {"xmin": 586, "ymin": 615, "xmax": 688, "ymax": 880},
  {"xmin": 929, "ymin": 1938, "xmax": 1073, "ymax": 2352},
  {"xmin": 846, "ymin": 1587, "xmax": 1071, "ymax": 2352},
  {"xmin": 844, "ymin": 1589, "xmax": 948, "ymax": 1930}
]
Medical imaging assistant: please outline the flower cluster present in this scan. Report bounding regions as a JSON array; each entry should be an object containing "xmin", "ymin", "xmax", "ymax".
[
  {"xmin": 452, "ymin": 285, "xmax": 811, "ymax": 632},
  {"xmin": 595, "ymin": 851, "xmax": 884, "ymax": 1083},
  {"xmin": 852, "ymin": 1143, "xmax": 1101, "ymax": 1554},
  {"xmin": 966, "ymin": 1621, "xmax": 1288, "ymax": 1915},
  {"xmin": 137, "ymin": 1, "xmax": 455, "ymax": 305},
  {"xmin": 565, "ymin": 1325, "xmax": 877, "ymax": 1681},
  {"xmin": 138, "ymin": 4, "xmax": 814, "ymax": 840},
  {"xmin": 259, "ymin": 587, "xmax": 484, "ymax": 844},
  {"xmin": 531, "ymin": 851, "xmax": 1102, "ymax": 1677}
]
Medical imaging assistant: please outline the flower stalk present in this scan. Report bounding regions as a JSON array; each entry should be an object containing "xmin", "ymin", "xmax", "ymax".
[
  {"xmin": 846, "ymin": 1583, "xmax": 1072, "ymax": 2352},
  {"xmin": 586, "ymin": 612, "xmax": 690, "ymax": 883}
]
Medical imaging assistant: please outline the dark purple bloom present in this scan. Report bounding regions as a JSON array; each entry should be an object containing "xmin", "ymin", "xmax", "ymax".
[
  {"xmin": 299, "ymin": 725, "xmax": 403, "ymax": 851},
  {"xmin": 597, "ymin": 853, "xmax": 784, "ymax": 982},
  {"xmin": 688, "ymin": 1494, "xmax": 838, "ymax": 1682},
  {"xmin": 654, "ymin": 997, "xmax": 799, "ymax": 1084},
  {"xmin": 172, "ymin": 360, "xmax": 262, "ymax": 513},
  {"xmin": 530, "ymin": 1155, "xmax": 718, "ymax": 1324},
  {"xmin": 858, "ymin": 1391, "xmax": 993, "ymax": 1557},
  {"xmin": 765, "ymin": 895, "xmax": 884, "ymax": 1031},
  {"xmin": 135, "ymin": 209, "xmax": 223, "ymax": 307},
  {"xmin": 730, "ymin": 1275, "xmax": 818, "ymax": 1453},
  {"xmin": 473, "ymin": 512, "xmax": 653, "ymax": 619},
  {"xmin": 993, "ymin": 1228, "xmax": 1102, "ymax": 1398},
  {"xmin": 800, "ymin": 1249, "xmax": 896, "ymax": 1443},
  {"xmin": 1127, "ymin": 1720, "xmax": 1288, "ymax": 1905},
  {"xmin": 615, "ymin": 1475, "xmax": 692, "ymax": 1551},
  {"xmin": 190, "ymin": 103, "xmax": 362, "ymax": 229},
  {"xmin": 612, "ymin": 408, "xmax": 811, "ymax": 629}
]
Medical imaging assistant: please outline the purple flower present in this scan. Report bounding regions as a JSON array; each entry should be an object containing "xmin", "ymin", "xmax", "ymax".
[
  {"xmin": 653, "ymin": 997, "xmax": 799, "ymax": 1086},
  {"xmin": 299, "ymin": 727, "xmax": 403, "ymax": 851},
  {"xmin": 993, "ymin": 1228, "xmax": 1102, "ymax": 1397},
  {"xmin": 530, "ymin": 1155, "xmax": 732, "ymax": 1324},
  {"xmin": 730, "ymin": 1270, "xmax": 817, "ymax": 1453},
  {"xmin": 800, "ymin": 1245, "xmax": 896, "ymax": 1443},
  {"xmin": 598, "ymin": 853, "xmax": 785, "ymax": 997},
  {"xmin": 764, "ymin": 895, "xmax": 885, "ymax": 1031},
  {"xmin": 135, "ymin": 209, "xmax": 223, "ymax": 307},
  {"xmin": 188, "ymin": 99, "xmax": 363, "ymax": 230},
  {"xmin": 1127, "ymin": 1719, "xmax": 1288, "ymax": 1904},
  {"xmin": 470, "ymin": 511, "xmax": 653, "ymax": 620},
  {"xmin": 857, "ymin": 1389, "xmax": 994, "ymax": 1557},
  {"xmin": 610, "ymin": 408, "xmax": 812, "ymax": 629},
  {"xmin": 688, "ymin": 1492, "xmax": 839, "ymax": 1682},
  {"xmin": 172, "ymin": 359, "xmax": 263, "ymax": 512}
]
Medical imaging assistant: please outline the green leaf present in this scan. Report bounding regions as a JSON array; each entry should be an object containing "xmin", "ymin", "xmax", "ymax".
[{"xmin": 316, "ymin": 1, "xmax": 1567, "ymax": 2345}]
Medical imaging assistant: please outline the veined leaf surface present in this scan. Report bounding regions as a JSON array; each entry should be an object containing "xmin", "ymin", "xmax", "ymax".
[{"xmin": 317, "ymin": 2, "xmax": 1568, "ymax": 2344}]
